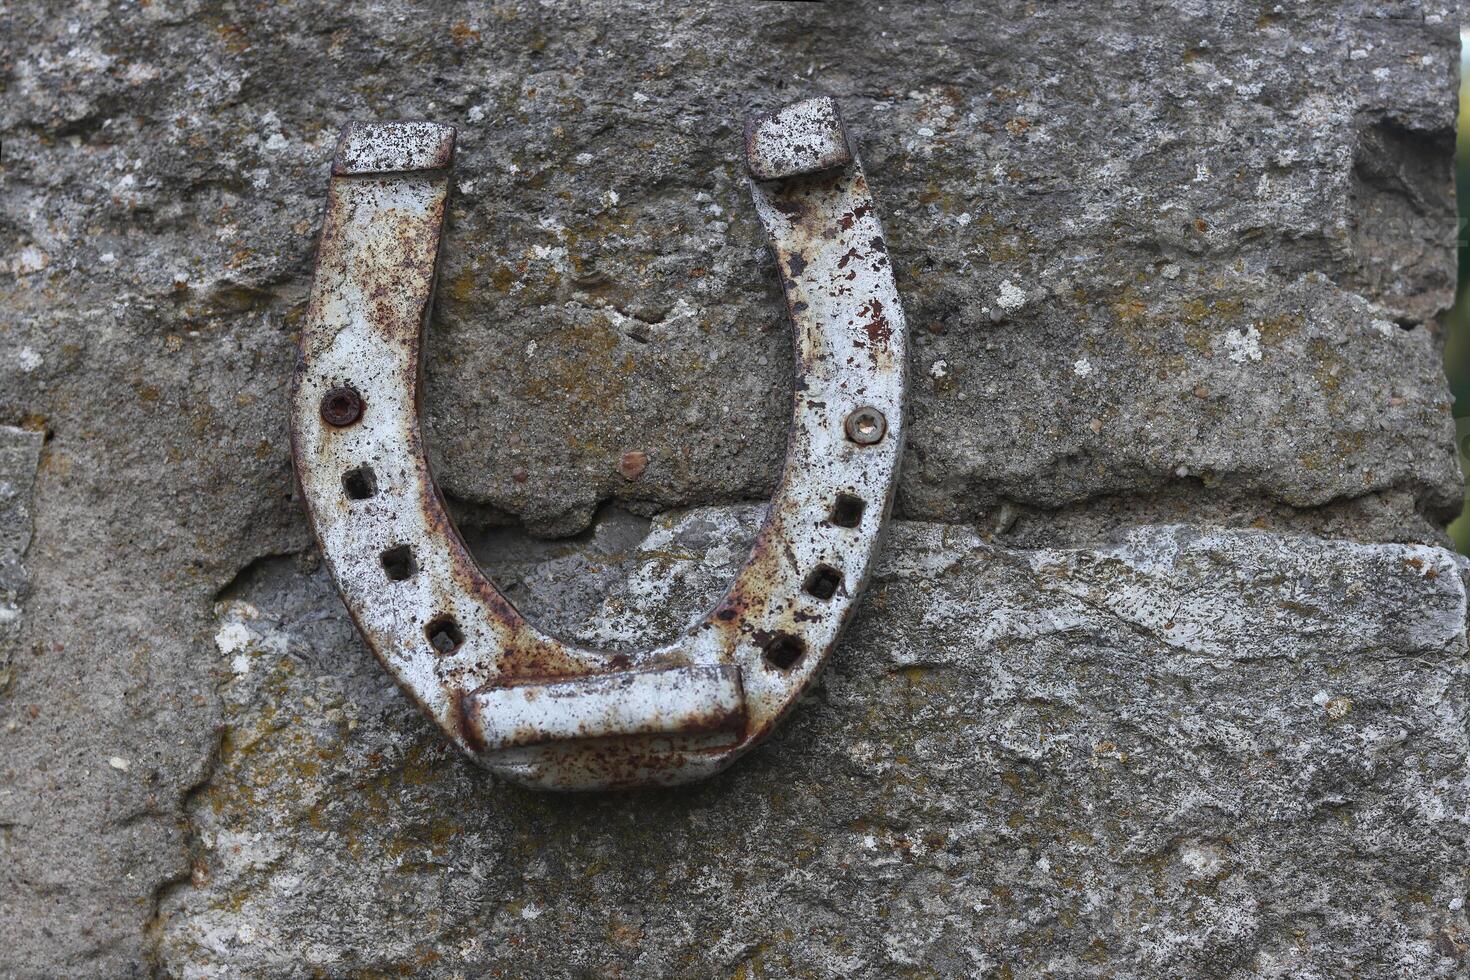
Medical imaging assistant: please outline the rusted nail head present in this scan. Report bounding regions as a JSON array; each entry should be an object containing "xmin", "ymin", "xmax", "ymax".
[
  {"xmin": 844, "ymin": 407, "xmax": 887, "ymax": 445},
  {"xmin": 618, "ymin": 450, "xmax": 649, "ymax": 481},
  {"xmin": 320, "ymin": 386, "xmax": 364, "ymax": 427}
]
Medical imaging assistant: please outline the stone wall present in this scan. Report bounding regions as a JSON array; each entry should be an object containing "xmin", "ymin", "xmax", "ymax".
[{"xmin": 1, "ymin": 1, "xmax": 1464, "ymax": 976}]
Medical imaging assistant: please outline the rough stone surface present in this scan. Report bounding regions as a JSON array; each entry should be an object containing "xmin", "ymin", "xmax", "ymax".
[
  {"xmin": 0, "ymin": 426, "xmax": 43, "ymax": 671},
  {"xmin": 1, "ymin": 1, "xmax": 1461, "ymax": 537},
  {"xmin": 156, "ymin": 508, "xmax": 1470, "ymax": 978},
  {"xmin": 0, "ymin": 0, "xmax": 1464, "ymax": 975}
]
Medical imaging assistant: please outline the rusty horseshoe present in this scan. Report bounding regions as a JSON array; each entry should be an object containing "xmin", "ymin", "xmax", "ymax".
[{"xmin": 289, "ymin": 97, "xmax": 909, "ymax": 789}]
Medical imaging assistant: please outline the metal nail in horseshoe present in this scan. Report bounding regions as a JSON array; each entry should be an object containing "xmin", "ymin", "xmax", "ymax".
[{"xmin": 289, "ymin": 97, "xmax": 908, "ymax": 790}]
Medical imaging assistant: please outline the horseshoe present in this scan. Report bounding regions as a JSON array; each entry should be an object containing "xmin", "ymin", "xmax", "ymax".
[{"xmin": 289, "ymin": 97, "xmax": 908, "ymax": 790}]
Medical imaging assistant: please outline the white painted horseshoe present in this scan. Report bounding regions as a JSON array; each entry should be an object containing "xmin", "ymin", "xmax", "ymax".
[{"xmin": 289, "ymin": 97, "xmax": 908, "ymax": 790}]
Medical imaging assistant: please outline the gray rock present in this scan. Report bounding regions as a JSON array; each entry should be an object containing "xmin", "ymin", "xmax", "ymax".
[
  {"xmin": 158, "ymin": 507, "xmax": 1469, "ymax": 978},
  {"xmin": 0, "ymin": 426, "xmax": 42, "ymax": 685},
  {"xmin": 0, "ymin": 0, "xmax": 1463, "ymax": 975},
  {"xmin": 0, "ymin": 1, "xmax": 1459, "ymax": 535}
]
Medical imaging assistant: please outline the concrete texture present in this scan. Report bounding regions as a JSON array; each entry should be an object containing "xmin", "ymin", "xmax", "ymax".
[
  {"xmin": 158, "ymin": 508, "xmax": 1470, "ymax": 978},
  {"xmin": 0, "ymin": 0, "xmax": 1464, "ymax": 975}
]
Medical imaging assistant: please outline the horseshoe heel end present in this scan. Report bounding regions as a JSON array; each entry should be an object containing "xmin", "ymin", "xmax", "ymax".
[
  {"xmin": 745, "ymin": 96, "xmax": 852, "ymax": 180},
  {"xmin": 292, "ymin": 99, "xmax": 907, "ymax": 790},
  {"xmin": 332, "ymin": 121, "xmax": 456, "ymax": 175}
]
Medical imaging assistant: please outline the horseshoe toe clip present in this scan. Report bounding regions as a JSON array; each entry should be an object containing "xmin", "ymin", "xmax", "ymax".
[{"xmin": 289, "ymin": 98, "xmax": 909, "ymax": 789}]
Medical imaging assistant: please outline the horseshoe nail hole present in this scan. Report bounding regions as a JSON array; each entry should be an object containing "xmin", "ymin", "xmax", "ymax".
[
  {"xmin": 342, "ymin": 466, "xmax": 377, "ymax": 500},
  {"xmin": 831, "ymin": 493, "xmax": 866, "ymax": 528},
  {"xmin": 426, "ymin": 615, "xmax": 464, "ymax": 656},
  {"xmin": 380, "ymin": 544, "xmax": 417, "ymax": 582},
  {"xmin": 804, "ymin": 564, "xmax": 842, "ymax": 600},
  {"xmin": 763, "ymin": 632, "xmax": 806, "ymax": 671}
]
